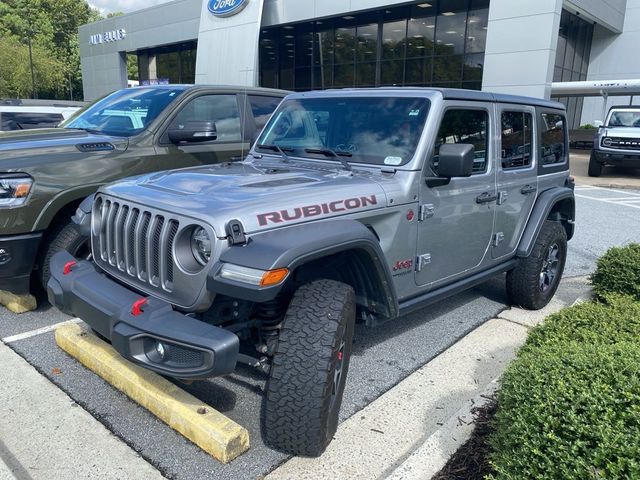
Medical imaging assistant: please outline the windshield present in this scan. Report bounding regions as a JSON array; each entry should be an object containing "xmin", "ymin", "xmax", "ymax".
[
  {"xmin": 607, "ymin": 110, "xmax": 640, "ymax": 128},
  {"xmin": 257, "ymin": 97, "xmax": 430, "ymax": 166},
  {"xmin": 62, "ymin": 87, "xmax": 185, "ymax": 137}
]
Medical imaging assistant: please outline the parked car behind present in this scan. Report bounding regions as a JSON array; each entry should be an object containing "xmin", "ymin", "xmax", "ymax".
[
  {"xmin": 590, "ymin": 105, "xmax": 640, "ymax": 176},
  {"xmin": 0, "ymin": 104, "xmax": 82, "ymax": 132},
  {"xmin": 0, "ymin": 85, "xmax": 287, "ymax": 298}
]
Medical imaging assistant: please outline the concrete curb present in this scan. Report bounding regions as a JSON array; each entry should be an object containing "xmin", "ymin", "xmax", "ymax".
[
  {"xmin": 0, "ymin": 340, "xmax": 163, "ymax": 480},
  {"xmin": 55, "ymin": 323, "xmax": 250, "ymax": 464},
  {"xmin": 386, "ymin": 380, "xmax": 498, "ymax": 480}
]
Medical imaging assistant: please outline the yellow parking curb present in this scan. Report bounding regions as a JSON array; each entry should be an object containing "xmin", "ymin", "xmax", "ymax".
[
  {"xmin": 0, "ymin": 290, "xmax": 37, "ymax": 314},
  {"xmin": 55, "ymin": 323, "xmax": 249, "ymax": 464}
]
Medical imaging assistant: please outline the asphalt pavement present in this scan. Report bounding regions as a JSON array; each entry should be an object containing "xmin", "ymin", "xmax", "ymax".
[{"xmin": 1, "ymin": 187, "xmax": 639, "ymax": 479}]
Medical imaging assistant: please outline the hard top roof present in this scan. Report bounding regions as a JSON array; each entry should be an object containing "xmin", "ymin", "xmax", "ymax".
[{"xmin": 286, "ymin": 87, "xmax": 565, "ymax": 110}]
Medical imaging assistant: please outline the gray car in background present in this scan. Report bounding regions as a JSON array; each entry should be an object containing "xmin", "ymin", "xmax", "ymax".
[{"xmin": 49, "ymin": 88, "xmax": 575, "ymax": 457}]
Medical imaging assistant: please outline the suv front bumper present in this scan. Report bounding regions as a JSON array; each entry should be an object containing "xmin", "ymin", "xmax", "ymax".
[
  {"xmin": 592, "ymin": 149, "xmax": 640, "ymax": 166},
  {"xmin": 0, "ymin": 232, "xmax": 42, "ymax": 295},
  {"xmin": 47, "ymin": 251, "xmax": 239, "ymax": 380}
]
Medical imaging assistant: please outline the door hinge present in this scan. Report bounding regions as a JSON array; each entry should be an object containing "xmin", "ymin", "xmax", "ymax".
[
  {"xmin": 419, "ymin": 204, "xmax": 435, "ymax": 221},
  {"xmin": 416, "ymin": 253, "xmax": 432, "ymax": 272},
  {"xmin": 497, "ymin": 191, "xmax": 508, "ymax": 205},
  {"xmin": 493, "ymin": 232, "xmax": 505, "ymax": 247}
]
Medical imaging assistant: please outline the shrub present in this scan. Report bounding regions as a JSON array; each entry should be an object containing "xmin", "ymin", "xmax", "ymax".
[
  {"xmin": 488, "ymin": 297, "xmax": 640, "ymax": 480},
  {"xmin": 590, "ymin": 243, "xmax": 640, "ymax": 301}
]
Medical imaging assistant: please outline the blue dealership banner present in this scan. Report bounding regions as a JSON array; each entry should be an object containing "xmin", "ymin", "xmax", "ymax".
[{"xmin": 208, "ymin": 0, "xmax": 249, "ymax": 17}]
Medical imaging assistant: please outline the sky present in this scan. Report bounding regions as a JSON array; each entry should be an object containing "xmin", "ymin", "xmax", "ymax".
[{"xmin": 89, "ymin": 0, "xmax": 174, "ymax": 15}]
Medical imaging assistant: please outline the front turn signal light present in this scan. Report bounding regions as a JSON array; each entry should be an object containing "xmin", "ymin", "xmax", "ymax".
[{"xmin": 260, "ymin": 268, "xmax": 289, "ymax": 287}]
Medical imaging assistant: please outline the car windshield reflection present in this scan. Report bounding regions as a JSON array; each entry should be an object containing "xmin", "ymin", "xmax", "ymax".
[
  {"xmin": 257, "ymin": 97, "xmax": 430, "ymax": 167},
  {"xmin": 62, "ymin": 87, "xmax": 186, "ymax": 137}
]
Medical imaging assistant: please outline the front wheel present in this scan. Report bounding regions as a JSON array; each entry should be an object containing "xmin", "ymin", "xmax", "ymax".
[
  {"xmin": 264, "ymin": 279, "xmax": 356, "ymax": 457},
  {"xmin": 506, "ymin": 221, "xmax": 567, "ymax": 310},
  {"xmin": 39, "ymin": 221, "xmax": 91, "ymax": 290},
  {"xmin": 588, "ymin": 150, "xmax": 603, "ymax": 177}
]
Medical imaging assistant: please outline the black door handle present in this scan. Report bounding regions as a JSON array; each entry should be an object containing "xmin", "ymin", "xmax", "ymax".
[
  {"xmin": 521, "ymin": 185, "xmax": 536, "ymax": 195},
  {"xmin": 476, "ymin": 192, "xmax": 497, "ymax": 204}
]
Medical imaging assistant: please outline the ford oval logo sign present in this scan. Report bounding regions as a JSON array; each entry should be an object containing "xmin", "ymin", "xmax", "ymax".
[{"xmin": 208, "ymin": 0, "xmax": 249, "ymax": 17}]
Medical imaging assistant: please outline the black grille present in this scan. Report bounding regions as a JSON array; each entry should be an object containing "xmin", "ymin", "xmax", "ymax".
[
  {"xmin": 603, "ymin": 137, "xmax": 640, "ymax": 150},
  {"xmin": 94, "ymin": 197, "xmax": 179, "ymax": 292}
]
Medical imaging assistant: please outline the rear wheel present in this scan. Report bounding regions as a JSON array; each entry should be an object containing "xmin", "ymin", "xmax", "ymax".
[
  {"xmin": 506, "ymin": 221, "xmax": 567, "ymax": 310},
  {"xmin": 39, "ymin": 221, "xmax": 90, "ymax": 290},
  {"xmin": 588, "ymin": 150, "xmax": 603, "ymax": 177},
  {"xmin": 264, "ymin": 279, "xmax": 355, "ymax": 456}
]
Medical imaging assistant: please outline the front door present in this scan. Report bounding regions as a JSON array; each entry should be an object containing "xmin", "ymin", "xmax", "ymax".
[
  {"xmin": 416, "ymin": 104, "xmax": 496, "ymax": 287},
  {"xmin": 154, "ymin": 93, "xmax": 251, "ymax": 171},
  {"xmin": 492, "ymin": 106, "xmax": 538, "ymax": 259}
]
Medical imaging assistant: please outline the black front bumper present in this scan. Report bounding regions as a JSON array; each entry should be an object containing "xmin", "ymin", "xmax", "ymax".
[
  {"xmin": 0, "ymin": 232, "xmax": 42, "ymax": 295},
  {"xmin": 47, "ymin": 251, "xmax": 239, "ymax": 380},
  {"xmin": 593, "ymin": 149, "xmax": 640, "ymax": 166}
]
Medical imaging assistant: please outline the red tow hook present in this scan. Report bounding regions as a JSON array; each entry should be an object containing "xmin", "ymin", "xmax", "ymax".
[
  {"xmin": 131, "ymin": 298, "xmax": 148, "ymax": 316},
  {"xmin": 63, "ymin": 261, "xmax": 77, "ymax": 275}
]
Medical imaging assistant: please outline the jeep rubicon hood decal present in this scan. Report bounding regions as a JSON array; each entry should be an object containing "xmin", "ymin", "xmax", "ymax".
[{"xmin": 101, "ymin": 162, "xmax": 387, "ymax": 234}]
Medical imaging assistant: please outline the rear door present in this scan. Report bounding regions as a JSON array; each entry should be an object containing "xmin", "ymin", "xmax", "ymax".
[
  {"xmin": 492, "ymin": 105, "xmax": 538, "ymax": 259},
  {"xmin": 243, "ymin": 94, "xmax": 284, "ymax": 143}
]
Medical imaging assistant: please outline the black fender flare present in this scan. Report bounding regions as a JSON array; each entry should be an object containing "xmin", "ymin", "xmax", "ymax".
[
  {"xmin": 70, "ymin": 194, "xmax": 95, "ymax": 239},
  {"xmin": 207, "ymin": 219, "xmax": 398, "ymax": 318},
  {"xmin": 517, "ymin": 187, "xmax": 575, "ymax": 258}
]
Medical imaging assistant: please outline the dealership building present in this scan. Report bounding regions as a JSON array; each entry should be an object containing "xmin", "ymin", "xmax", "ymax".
[{"xmin": 79, "ymin": 0, "xmax": 639, "ymax": 127}]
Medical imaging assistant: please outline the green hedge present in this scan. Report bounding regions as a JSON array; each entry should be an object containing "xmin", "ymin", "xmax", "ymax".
[
  {"xmin": 488, "ymin": 296, "xmax": 640, "ymax": 480},
  {"xmin": 590, "ymin": 243, "xmax": 640, "ymax": 302}
]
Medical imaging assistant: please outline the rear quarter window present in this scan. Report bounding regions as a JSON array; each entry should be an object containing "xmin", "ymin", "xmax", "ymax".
[{"xmin": 538, "ymin": 111, "xmax": 568, "ymax": 173}]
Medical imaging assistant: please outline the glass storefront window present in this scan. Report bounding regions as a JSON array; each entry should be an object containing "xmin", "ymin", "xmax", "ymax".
[
  {"xmin": 137, "ymin": 41, "xmax": 197, "ymax": 85},
  {"xmin": 259, "ymin": 0, "xmax": 489, "ymax": 92}
]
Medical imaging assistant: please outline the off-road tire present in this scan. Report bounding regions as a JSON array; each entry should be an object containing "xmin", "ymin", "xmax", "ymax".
[
  {"xmin": 264, "ymin": 279, "xmax": 356, "ymax": 457},
  {"xmin": 588, "ymin": 150, "xmax": 603, "ymax": 177},
  {"xmin": 506, "ymin": 220, "xmax": 567, "ymax": 310},
  {"xmin": 39, "ymin": 221, "xmax": 90, "ymax": 290}
]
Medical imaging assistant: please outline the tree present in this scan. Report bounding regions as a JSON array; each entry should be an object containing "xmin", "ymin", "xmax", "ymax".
[{"xmin": 0, "ymin": 0, "xmax": 102, "ymax": 100}]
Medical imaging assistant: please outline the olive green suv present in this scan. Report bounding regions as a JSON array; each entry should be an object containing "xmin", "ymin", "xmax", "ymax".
[{"xmin": 0, "ymin": 85, "xmax": 287, "ymax": 297}]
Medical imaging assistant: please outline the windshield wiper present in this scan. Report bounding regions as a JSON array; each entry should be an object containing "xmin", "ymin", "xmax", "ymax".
[
  {"xmin": 304, "ymin": 148, "xmax": 353, "ymax": 171},
  {"xmin": 256, "ymin": 144, "xmax": 294, "ymax": 163}
]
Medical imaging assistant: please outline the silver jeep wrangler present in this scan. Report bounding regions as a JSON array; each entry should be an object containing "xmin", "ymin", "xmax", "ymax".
[
  {"xmin": 590, "ymin": 105, "xmax": 640, "ymax": 176},
  {"xmin": 49, "ymin": 88, "xmax": 575, "ymax": 456}
]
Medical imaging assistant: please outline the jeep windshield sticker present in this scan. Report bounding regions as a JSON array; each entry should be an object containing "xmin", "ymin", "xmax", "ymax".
[
  {"xmin": 384, "ymin": 156, "xmax": 403, "ymax": 166},
  {"xmin": 257, "ymin": 195, "xmax": 378, "ymax": 226},
  {"xmin": 409, "ymin": 109, "xmax": 421, "ymax": 116}
]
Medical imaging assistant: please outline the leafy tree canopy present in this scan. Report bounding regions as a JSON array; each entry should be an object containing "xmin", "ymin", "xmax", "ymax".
[{"xmin": 0, "ymin": 0, "xmax": 102, "ymax": 100}]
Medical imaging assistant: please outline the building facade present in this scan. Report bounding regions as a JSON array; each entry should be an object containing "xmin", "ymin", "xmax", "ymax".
[{"xmin": 78, "ymin": 0, "xmax": 637, "ymax": 126}]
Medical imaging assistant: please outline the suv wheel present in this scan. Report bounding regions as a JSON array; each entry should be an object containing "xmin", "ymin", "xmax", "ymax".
[
  {"xmin": 264, "ymin": 279, "xmax": 355, "ymax": 456},
  {"xmin": 588, "ymin": 150, "xmax": 603, "ymax": 177},
  {"xmin": 506, "ymin": 221, "xmax": 567, "ymax": 310},
  {"xmin": 39, "ymin": 221, "xmax": 90, "ymax": 289}
]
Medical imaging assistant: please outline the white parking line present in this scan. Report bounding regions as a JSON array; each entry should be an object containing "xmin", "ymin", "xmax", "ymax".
[
  {"xmin": 575, "ymin": 185, "xmax": 640, "ymax": 209},
  {"xmin": 575, "ymin": 194, "xmax": 640, "ymax": 209},
  {"xmin": 2, "ymin": 318, "xmax": 82, "ymax": 344}
]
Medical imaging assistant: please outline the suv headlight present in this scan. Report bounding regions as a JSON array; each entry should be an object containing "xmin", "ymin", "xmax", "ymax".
[
  {"xmin": 602, "ymin": 137, "xmax": 613, "ymax": 147},
  {"xmin": 0, "ymin": 175, "xmax": 34, "ymax": 207},
  {"xmin": 191, "ymin": 227, "xmax": 211, "ymax": 265}
]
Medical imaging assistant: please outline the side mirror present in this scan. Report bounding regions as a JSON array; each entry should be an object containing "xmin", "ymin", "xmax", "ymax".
[
  {"xmin": 437, "ymin": 143, "xmax": 475, "ymax": 178},
  {"xmin": 594, "ymin": 120, "xmax": 603, "ymax": 128},
  {"xmin": 168, "ymin": 120, "xmax": 217, "ymax": 144}
]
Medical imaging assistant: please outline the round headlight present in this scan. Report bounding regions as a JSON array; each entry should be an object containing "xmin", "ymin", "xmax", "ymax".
[
  {"xmin": 191, "ymin": 227, "xmax": 211, "ymax": 265},
  {"xmin": 603, "ymin": 137, "xmax": 613, "ymax": 147}
]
